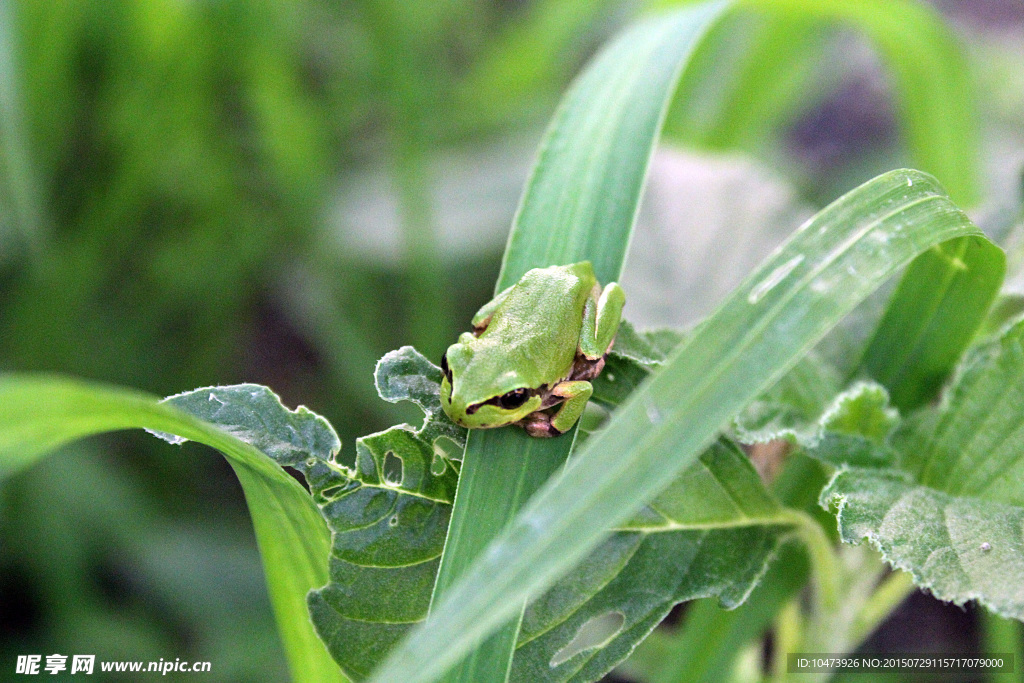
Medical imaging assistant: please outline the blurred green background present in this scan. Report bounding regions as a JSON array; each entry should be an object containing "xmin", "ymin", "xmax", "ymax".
[{"xmin": 1, "ymin": 0, "xmax": 1022, "ymax": 680}]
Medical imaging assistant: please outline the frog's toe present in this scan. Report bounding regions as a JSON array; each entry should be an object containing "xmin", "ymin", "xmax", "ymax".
[{"xmin": 519, "ymin": 413, "xmax": 563, "ymax": 438}]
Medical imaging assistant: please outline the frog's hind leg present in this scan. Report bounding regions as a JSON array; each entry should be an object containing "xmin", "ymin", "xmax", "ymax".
[
  {"xmin": 579, "ymin": 282, "xmax": 625, "ymax": 359},
  {"xmin": 519, "ymin": 380, "xmax": 593, "ymax": 437},
  {"xmin": 471, "ymin": 284, "xmax": 515, "ymax": 335}
]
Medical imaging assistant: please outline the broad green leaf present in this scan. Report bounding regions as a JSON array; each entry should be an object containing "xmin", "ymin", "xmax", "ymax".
[
  {"xmin": 819, "ymin": 382, "xmax": 898, "ymax": 443},
  {"xmin": 0, "ymin": 376, "xmax": 345, "ymax": 683},
  {"xmin": 373, "ymin": 345, "xmax": 466, "ymax": 452},
  {"xmin": 902, "ymin": 317, "xmax": 1024, "ymax": 499},
  {"xmin": 369, "ymin": 169, "xmax": 997, "ymax": 683},
  {"xmin": 622, "ymin": 542, "xmax": 809, "ymax": 683},
  {"xmin": 511, "ymin": 442, "xmax": 792, "ymax": 682},
  {"xmin": 821, "ymin": 318, "xmax": 1024, "ymax": 620},
  {"xmin": 804, "ymin": 383, "xmax": 901, "ymax": 470},
  {"xmin": 433, "ymin": 4, "xmax": 731, "ymax": 681},
  {"xmin": 822, "ymin": 469, "xmax": 1024, "ymax": 620}
]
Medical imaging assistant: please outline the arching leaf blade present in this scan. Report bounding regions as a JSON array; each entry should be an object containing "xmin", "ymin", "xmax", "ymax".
[
  {"xmin": 743, "ymin": 0, "xmax": 979, "ymax": 205},
  {"xmin": 855, "ymin": 236, "xmax": 1004, "ymax": 411},
  {"xmin": 0, "ymin": 376, "xmax": 346, "ymax": 683}
]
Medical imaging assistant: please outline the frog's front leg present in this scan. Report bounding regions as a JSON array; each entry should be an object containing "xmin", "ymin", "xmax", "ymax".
[
  {"xmin": 471, "ymin": 284, "xmax": 515, "ymax": 334},
  {"xmin": 520, "ymin": 380, "xmax": 592, "ymax": 437},
  {"xmin": 579, "ymin": 282, "xmax": 625, "ymax": 359}
]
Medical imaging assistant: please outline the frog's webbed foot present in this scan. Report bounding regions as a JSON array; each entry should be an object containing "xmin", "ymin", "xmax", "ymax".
[
  {"xmin": 520, "ymin": 412, "xmax": 562, "ymax": 438},
  {"xmin": 517, "ymin": 380, "xmax": 593, "ymax": 437}
]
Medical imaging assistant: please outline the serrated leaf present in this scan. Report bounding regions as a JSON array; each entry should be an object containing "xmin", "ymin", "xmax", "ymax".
[
  {"xmin": 157, "ymin": 384, "xmax": 342, "ymax": 470},
  {"xmin": 822, "ymin": 468, "xmax": 1024, "ymax": 619},
  {"xmin": 0, "ymin": 377, "xmax": 345, "ymax": 683},
  {"xmin": 621, "ymin": 542, "xmax": 810, "ymax": 683},
  {"xmin": 821, "ymin": 318, "xmax": 1024, "ymax": 620},
  {"xmin": 744, "ymin": 379, "xmax": 900, "ymax": 469},
  {"xmin": 819, "ymin": 381, "xmax": 899, "ymax": 443},
  {"xmin": 374, "ymin": 346, "xmax": 467, "ymax": 452}
]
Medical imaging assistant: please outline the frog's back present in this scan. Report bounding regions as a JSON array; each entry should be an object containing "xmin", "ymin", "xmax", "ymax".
[{"xmin": 482, "ymin": 262, "xmax": 595, "ymax": 385}]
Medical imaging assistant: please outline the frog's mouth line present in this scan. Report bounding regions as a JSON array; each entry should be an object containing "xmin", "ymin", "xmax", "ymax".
[{"xmin": 465, "ymin": 385, "xmax": 555, "ymax": 416}]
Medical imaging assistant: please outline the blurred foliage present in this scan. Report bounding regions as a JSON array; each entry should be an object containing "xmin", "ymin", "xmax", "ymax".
[{"xmin": 0, "ymin": 0, "xmax": 617, "ymax": 678}]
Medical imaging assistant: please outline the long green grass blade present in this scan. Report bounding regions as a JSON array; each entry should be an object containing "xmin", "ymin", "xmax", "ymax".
[
  {"xmin": 0, "ymin": 0, "xmax": 45, "ymax": 260},
  {"xmin": 657, "ymin": 0, "xmax": 979, "ymax": 204},
  {"xmin": 0, "ymin": 376, "xmax": 346, "ymax": 683},
  {"xmin": 430, "ymin": 5, "xmax": 730, "ymax": 682},
  {"xmin": 855, "ymin": 236, "xmax": 1004, "ymax": 410},
  {"xmin": 497, "ymin": 1, "xmax": 730, "ymax": 288},
  {"xmin": 370, "ymin": 169, "xmax": 996, "ymax": 683},
  {"xmin": 665, "ymin": 5, "xmax": 823, "ymax": 150}
]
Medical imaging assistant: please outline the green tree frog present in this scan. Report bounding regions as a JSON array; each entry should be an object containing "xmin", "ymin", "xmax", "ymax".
[{"xmin": 440, "ymin": 261, "xmax": 625, "ymax": 437}]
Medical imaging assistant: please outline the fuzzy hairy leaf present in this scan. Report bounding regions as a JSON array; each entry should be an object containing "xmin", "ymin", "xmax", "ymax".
[
  {"xmin": 822, "ymin": 468, "xmax": 1024, "ymax": 619},
  {"xmin": 821, "ymin": 318, "xmax": 1024, "ymax": 621}
]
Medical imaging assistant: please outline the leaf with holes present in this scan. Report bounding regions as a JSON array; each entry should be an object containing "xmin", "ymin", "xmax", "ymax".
[
  {"xmin": 300, "ymin": 347, "xmax": 463, "ymax": 680},
  {"xmin": 372, "ymin": 168, "xmax": 999, "ymax": 683},
  {"xmin": 820, "ymin": 317, "xmax": 1024, "ymax": 620}
]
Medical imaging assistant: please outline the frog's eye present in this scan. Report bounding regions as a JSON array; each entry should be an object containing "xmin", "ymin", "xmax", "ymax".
[
  {"xmin": 498, "ymin": 388, "xmax": 530, "ymax": 410},
  {"xmin": 440, "ymin": 352, "xmax": 452, "ymax": 380}
]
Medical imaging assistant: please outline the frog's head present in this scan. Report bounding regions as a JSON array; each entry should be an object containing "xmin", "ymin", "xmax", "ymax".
[{"xmin": 439, "ymin": 337, "xmax": 543, "ymax": 429}]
